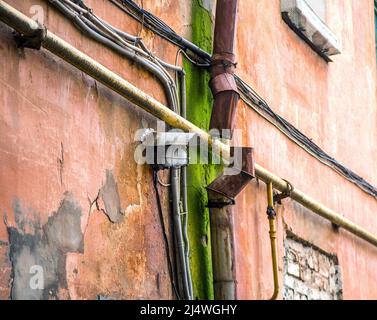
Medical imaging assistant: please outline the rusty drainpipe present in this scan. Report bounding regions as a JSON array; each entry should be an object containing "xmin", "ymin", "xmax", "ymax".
[
  {"xmin": 207, "ymin": 147, "xmax": 255, "ymax": 300},
  {"xmin": 209, "ymin": 0, "xmax": 240, "ymax": 138},
  {"xmin": 207, "ymin": 0, "xmax": 249, "ymax": 300}
]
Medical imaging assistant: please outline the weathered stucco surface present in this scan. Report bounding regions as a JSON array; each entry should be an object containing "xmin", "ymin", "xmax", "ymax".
[{"xmin": 0, "ymin": 0, "xmax": 377, "ymax": 300}]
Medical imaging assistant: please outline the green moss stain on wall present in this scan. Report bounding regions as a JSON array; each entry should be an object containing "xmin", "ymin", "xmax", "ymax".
[{"xmin": 184, "ymin": 0, "xmax": 221, "ymax": 300}]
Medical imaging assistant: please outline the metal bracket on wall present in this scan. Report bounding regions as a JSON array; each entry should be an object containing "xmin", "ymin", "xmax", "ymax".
[
  {"xmin": 273, "ymin": 179, "xmax": 294, "ymax": 205},
  {"xmin": 207, "ymin": 198, "xmax": 236, "ymax": 209},
  {"xmin": 13, "ymin": 25, "xmax": 47, "ymax": 50}
]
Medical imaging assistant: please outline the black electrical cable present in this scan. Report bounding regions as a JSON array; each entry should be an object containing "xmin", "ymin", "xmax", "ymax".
[
  {"xmin": 152, "ymin": 170, "xmax": 181, "ymax": 300},
  {"xmin": 49, "ymin": 0, "xmax": 180, "ymax": 113},
  {"xmin": 109, "ymin": 0, "xmax": 212, "ymax": 65},
  {"xmin": 110, "ymin": 0, "xmax": 377, "ymax": 199},
  {"xmin": 235, "ymin": 75, "xmax": 377, "ymax": 198}
]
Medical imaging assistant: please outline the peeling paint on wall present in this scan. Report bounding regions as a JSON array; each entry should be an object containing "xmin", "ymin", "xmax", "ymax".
[
  {"xmin": 7, "ymin": 192, "xmax": 84, "ymax": 300},
  {"xmin": 98, "ymin": 170, "xmax": 123, "ymax": 223}
]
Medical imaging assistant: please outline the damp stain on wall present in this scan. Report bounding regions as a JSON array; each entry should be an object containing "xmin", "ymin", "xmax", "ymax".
[{"xmin": 184, "ymin": 0, "xmax": 221, "ymax": 300}]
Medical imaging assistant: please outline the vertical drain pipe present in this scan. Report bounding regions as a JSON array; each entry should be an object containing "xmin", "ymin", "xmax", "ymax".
[
  {"xmin": 209, "ymin": 0, "xmax": 240, "ymax": 138},
  {"xmin": 208, "ymin": 0, "xmax": 244, "ymax": 300},
  {"xmin": 207, "ymin": 148, "xmax": 255, "ymax": 300},
  {"xmin": 207, "ymin": 190, "xmax": 238, "ymax": 300}
]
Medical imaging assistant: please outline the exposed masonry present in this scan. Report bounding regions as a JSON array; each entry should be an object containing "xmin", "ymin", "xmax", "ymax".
[{"xmin": 283, "ymin": 233, "xmax": 343, "ymax": 300}]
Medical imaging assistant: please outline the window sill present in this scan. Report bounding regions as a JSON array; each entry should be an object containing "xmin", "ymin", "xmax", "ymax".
[{"xmin": 281, "ymin": 0, "xmax": 341, "ymax": 62}]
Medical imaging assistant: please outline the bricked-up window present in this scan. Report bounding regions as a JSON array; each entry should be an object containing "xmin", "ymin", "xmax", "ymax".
[
  {"xmin": 281, "ymin": 0, "xmax": 341, "ymax": 60},
  {"xmin": 283, "ymin": 233, "xmax": 343, "ymax": 300}
]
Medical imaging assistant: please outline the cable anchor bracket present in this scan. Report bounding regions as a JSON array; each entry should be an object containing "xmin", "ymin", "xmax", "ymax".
[
  {"xmin": 13, "ymin": 25, "xmax": 47, "ymax": 50},
  {"xmin": 273, "ymin": 179, "xmax": 294, "ymax": 205}
]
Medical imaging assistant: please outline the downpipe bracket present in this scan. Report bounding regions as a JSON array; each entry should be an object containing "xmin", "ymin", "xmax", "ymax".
[{"xmin": 207, "ymin": 198, "xmax": 235, "ymax": 209}]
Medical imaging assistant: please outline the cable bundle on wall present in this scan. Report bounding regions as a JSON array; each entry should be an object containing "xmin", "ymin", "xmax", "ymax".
[
  {"xmin": 235, "ymin": 76, "xmax": 377, "ymax": 198},
  {"xmin": 49, "ymin": 0, "xmax": 181, "ymax": 113},
  {"xmin": 109, "ymin": 0, "xmax": 212, "ymax": 64}
]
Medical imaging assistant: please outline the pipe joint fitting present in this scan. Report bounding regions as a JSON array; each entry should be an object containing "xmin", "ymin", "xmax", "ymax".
[
  {"xmin": 267, "ymin": 206, "xmax": 277, "ymax": 219},
  {"xmin": 210, "ymin": 73, "xmax": 239, "ymax": 96},
  {"xmin": 207, "ymin": 147, "xmax": 255, "ymax": 203}
]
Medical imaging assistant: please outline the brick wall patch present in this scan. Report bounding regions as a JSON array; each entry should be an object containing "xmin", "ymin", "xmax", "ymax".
[{"xmin": 283, "ymin": 232, "xmax": 343, "ymax": 300}]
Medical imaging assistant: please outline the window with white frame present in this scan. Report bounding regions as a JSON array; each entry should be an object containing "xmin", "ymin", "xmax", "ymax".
[
  {"xmin": 305, "ymin": 0, "xmax": 326, "ymax": 21},
  {"xmin": 281, "ymin": 0, "xmax": 341, "ymax": 61}
]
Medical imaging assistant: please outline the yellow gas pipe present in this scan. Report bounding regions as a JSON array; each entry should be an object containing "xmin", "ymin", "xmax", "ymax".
[{"xmin": 267, "ymin": 182, "xmax": 279, "ymax": 300}]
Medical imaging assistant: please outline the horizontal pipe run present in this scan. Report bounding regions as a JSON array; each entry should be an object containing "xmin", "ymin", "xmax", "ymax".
[
  {"xmin": 1, "ymin": 1, "xmax": 377, "ymax": 248},
  {"xmin": 256, "ymin": 165, "xmax": 377, "ymax": 247}
]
